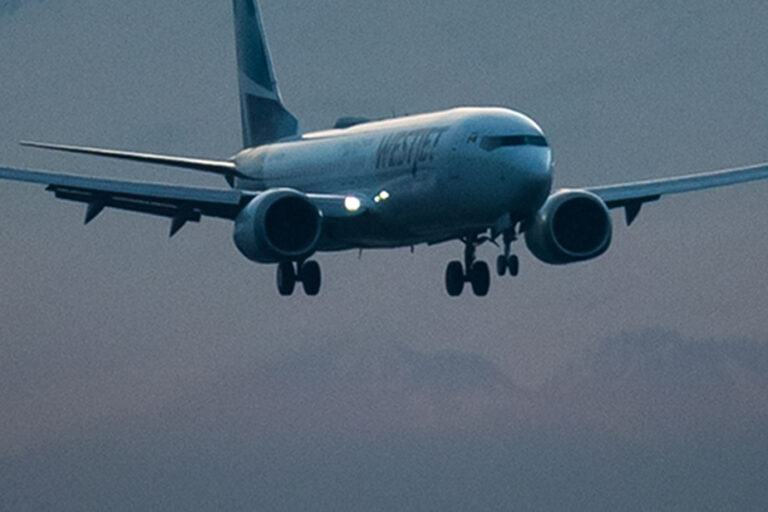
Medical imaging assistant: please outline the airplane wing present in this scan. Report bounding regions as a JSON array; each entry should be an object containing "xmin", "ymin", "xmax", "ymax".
[
  {"xmin": 0, "ymin": 166, "xmax": 367, "ymax": 236},
  {"xmin": 587, "ymin": 162, "xmax": 768, "ymax": 225},
  {"xmin": 20, "ymin": 141, "xmax": 247, "ymax": 178}
]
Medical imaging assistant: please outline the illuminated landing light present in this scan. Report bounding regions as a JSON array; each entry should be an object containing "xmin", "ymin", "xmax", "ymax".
[
  {"xmin": 374, "ymin": 190, "xmax": 391, "ymax": 203},
  {"xmin": 344, "ymin": 195, "xmax": 362, "ymax": 212}
]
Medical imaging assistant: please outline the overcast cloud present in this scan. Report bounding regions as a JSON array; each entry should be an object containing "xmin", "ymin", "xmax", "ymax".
[{"xmin": 1, "ymin": 0, "xmax": 767, "ymax": 510}]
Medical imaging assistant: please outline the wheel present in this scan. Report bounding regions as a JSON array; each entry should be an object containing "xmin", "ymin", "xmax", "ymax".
[
  {"xmin": 508, "ymin": 255, "xmax": 520, "ymax": 277},
  {"xmin": 470, "ymin": 261, "xmax": 490, "ymax": 297},
  {"xmin": 277, "ymin": 261, "xmax": 296, "ymax": 296},
  {"xmin": 300, "ymin": 260, "xmax": 321, "ymax": 296},
  {"xmin": 445, "ymin": 261, "xmax": 464, "ymax": 297},
  {"xmin": 496, "ymin": 254, "xmax": 507, "ymax": 276}
]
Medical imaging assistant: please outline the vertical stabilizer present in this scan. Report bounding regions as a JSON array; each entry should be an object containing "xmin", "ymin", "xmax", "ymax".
[{"xmin": 233, "ymin": 0, "xmax": 299, "ymax": 148}]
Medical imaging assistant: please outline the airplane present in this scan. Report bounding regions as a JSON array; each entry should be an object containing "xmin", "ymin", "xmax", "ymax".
[{"xmin": 1, "ymin": 0, "xmax": 767, "ymax": 297}]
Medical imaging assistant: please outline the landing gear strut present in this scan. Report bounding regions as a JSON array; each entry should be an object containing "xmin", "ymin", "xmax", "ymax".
[
  {"xmin": 277, "ymin": 260, "xmax": 322, "ymax": 296},
  {"xmin": 445, "ymin": 235, "xmax": 491, "ymax": 297}
]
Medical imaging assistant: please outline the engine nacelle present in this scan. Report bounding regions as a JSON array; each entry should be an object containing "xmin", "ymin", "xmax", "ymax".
[
  {"xmin": 233, "ymin": 188, "xmax": 323, "ymax": 263},
  {"xmin": 525, "ymin": 189, "xmax": 612, "ymax": 265}
]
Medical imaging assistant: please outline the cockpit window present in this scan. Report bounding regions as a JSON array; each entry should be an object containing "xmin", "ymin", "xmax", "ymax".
[{"xmin": 480, "ymin": 135, "xmax": 548, "ymax": 151}]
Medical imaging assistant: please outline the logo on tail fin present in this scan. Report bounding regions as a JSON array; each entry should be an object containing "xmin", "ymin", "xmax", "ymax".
[{"xmin": 233, "ymin": 0, "xmax": 298, "ymax": 148}]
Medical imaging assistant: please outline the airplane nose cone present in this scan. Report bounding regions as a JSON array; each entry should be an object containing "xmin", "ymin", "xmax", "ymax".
[
  {"xmin": 515, "ymin": 146, "xmax": 554, "ymax": 207},
  {"xmin": 541, "ymin": 145, "xmax": 554, "ymax": 173},
  {"xmin": 519, "ymin": 146, "xmax": 553, "ymax": 177}
]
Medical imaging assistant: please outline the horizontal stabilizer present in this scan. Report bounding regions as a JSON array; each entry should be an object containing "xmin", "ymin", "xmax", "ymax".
[{"xmin": 21, "ymin": 141, "xmax": 247, "ymax": 178}]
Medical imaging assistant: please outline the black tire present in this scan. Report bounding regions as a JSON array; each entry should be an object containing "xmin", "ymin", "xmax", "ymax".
[
  {"xmin": 277, "ymin": 261, "xmax": 296, "ymax": 296},
  {"xmin": 496, "ymin": 254, "xmax": 507, "ymax": 276},
  {"xmin": 508, "ymin": 255, "xmax": 520, "ymax": 277},
  {"xmin": 470, "ymin": 261, "xmax": 490, "ymax": 297},
  {"xmin": 445, "ymin": 261, "xmax": 465, "ymax": 297},
  {"xmin": 300, "ymin": 260, "xmax": 322, "ymax": 296}
]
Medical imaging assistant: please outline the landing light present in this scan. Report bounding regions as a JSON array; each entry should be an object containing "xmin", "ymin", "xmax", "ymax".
[
  {"xmin": 344, "ymin": 196, "xmax": 362, "ymax": 212},
  {"xmin": 374, "ymin": 190, "xmax": 390, "ymax": 203}
]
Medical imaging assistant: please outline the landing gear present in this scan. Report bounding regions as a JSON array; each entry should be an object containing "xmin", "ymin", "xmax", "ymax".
[
  {"xmin": 444, "ymin": 235, "xmax": 491, "ymax": 297},
  {"xmin": 470, "ymin": 261, "xmax": 490, "ymax": 296},
  {"xmin": 496, "ymin": 228, "xmax": 520, "ymax": 277},
  {"xmin": 445, "ymin": 261, "xmax": 464, "ymax": 297},
  {"xmin": 496, "ymin": 254, "xmax": 519, "ymax": 277},
  {"xmin": 277, "ymin": 261, "xmax": 296, "ymax": 296},
  {"xmin": 299, "ymin": 260, "xmax": 321, "ymax": 296},
  {"xmin": 277, "ymin": 260, "xmax": 322, "ymax": 296},
  {"xmin": 444, "ymin": 226, "xmax": 522, "ymax": 297}
]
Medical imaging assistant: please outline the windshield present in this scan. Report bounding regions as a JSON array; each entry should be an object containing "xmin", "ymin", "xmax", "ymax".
[{"xmin": 480, "ymin": 135, "xmax": 548, "ymax": 151}]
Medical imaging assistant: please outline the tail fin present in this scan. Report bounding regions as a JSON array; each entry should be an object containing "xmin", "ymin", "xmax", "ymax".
[{"xmin": 233, "ymin": 0, "xmax": 299, "ymax": 148}]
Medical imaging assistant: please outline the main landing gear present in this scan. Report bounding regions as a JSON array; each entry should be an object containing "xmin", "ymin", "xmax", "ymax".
[
  {"xmin": 445, "ymin": 235, "xmax": 491, "ymax": 297},
  {"xmin": 277, "ymin": 260, "xmax": 321, "ymax": 296},
  {"xmin": 445, "ymin": 229, "xmax": 520, "ymax": 297}
]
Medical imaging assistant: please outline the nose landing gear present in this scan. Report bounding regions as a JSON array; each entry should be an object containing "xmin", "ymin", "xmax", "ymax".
[{"xmin": 496, "ymin": 228, "xmax": 520, "ymax": 277}]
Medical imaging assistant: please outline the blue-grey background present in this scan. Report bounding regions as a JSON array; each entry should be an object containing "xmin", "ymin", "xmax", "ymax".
[{"xmin": 1, "ymin": 1, "xmax": 767, "ymax": 510}]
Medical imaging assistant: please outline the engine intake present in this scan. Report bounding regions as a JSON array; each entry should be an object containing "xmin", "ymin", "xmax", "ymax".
[
  {"xmin": 525, "ymin": 189, "xmax": 612, "ymax": 265},
  {"xmin": 234, "ymin": 189, "xmax": 322, "ymax": 263}
]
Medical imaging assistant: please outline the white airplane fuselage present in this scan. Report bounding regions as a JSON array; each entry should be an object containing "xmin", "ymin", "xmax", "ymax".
[{"xmin": 233, "ymin": 107, "xmax": 554, "ymax": 250}]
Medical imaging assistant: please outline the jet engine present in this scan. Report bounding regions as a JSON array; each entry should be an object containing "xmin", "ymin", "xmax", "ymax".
[
  {"xmin": 524, "ymin": 189, "xmax": 612, "ymax": 265},
  {"xmin": 233, "ymin": 189, "xmax": 323, "ymax": 263}
]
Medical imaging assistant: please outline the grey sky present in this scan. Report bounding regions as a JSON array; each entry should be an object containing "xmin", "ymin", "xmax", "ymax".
[{"xmin": 1, "ymin": 0, "xmax": 767, "ymax": 510}]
